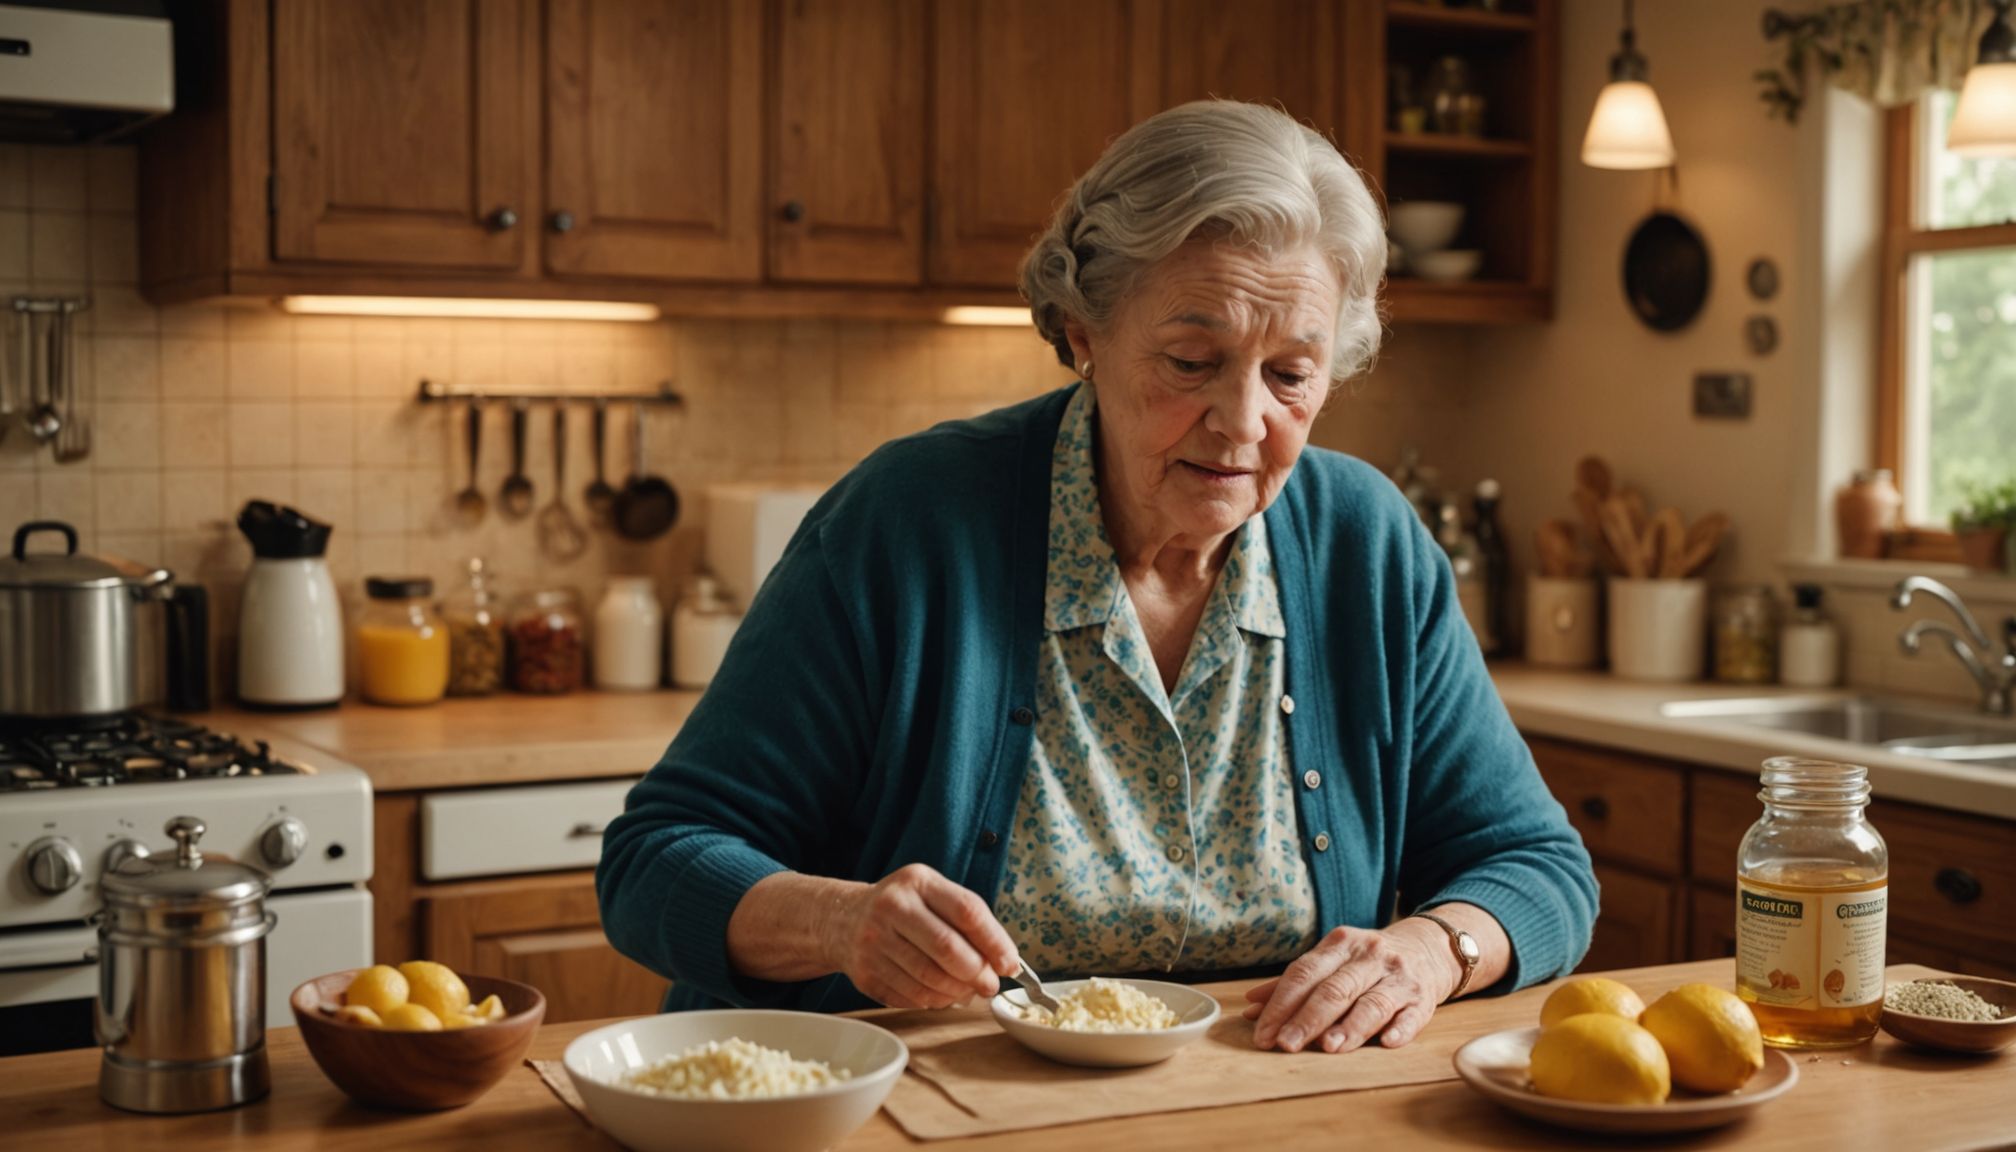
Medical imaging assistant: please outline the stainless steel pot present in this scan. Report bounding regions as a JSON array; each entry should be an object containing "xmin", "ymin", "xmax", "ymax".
[
  {"xmin": 96, "ymin": 816, "xmax": 275, "ymax": 1114},
  {"xmin": 0, "ymin": 520, "xmax": 173, "ymax": 717}
]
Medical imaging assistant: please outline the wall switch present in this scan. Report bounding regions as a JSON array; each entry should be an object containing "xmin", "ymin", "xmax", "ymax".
[{"xmin": 1693, "ymin": 372, "xmax": 1752, "ymax": 419}]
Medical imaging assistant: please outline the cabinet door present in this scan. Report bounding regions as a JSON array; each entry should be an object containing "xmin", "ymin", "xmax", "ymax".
[
  {"xmin": 272, "ymin": 0, "xmax": 529, "ymax": 269},
  {"xmin": 1688, "ymin": 885, "xmax": 1736, "ymax": 962},
  {"xmin": 929, "ymin": 0, "xmax": 1161, "ymax": 288},
  {"xmin": 1577, "ymin": 864, "xmax": 1677, "ymax": 974},
  {"xmin": 424, "ymin": 873, "xmax": 669, "ymax": 1024},
  {"xmin": 1529, "ymin": 737, "xmax": 1686, "ymax": 876},
  {"xmin": 545, "ymin": 0, "xmax": 763, "ymax": 282},
  {"xmin": 769, "ymin": 0, "xmax": 926, "ymax": 285},
  {"xmin": 1157, "ymin": 0, "xmax": 1337, "ymax": 135}
]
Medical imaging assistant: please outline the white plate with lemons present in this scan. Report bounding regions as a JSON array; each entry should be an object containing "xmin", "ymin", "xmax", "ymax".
[{"xmin": 1454, "ymin": 1026, "xmax": 1798, "ymax": 1134}]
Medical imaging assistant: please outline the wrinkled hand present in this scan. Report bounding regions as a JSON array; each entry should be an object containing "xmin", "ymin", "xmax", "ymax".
[
  {"xmin": 1242, "ymin": 923, "xmax": 1458, "ymax": 1054},
  {"xmin": 827, "ymin": 863, "xmax": 1020, "ymax": 1010}
]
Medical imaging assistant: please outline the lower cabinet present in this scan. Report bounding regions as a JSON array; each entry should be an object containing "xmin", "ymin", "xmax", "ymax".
[{"xmin": 1578, "ymin": 863, "xmax": 1680, "ymax": 973}]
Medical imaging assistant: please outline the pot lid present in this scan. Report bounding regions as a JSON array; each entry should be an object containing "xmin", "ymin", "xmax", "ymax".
[
  {"xmin": 0, "ymin": 521, "xmax": 171, "ymax": 591},
  {"xmin": 101, "ymin": 817, "xmax": 271, "ymax": 907}
]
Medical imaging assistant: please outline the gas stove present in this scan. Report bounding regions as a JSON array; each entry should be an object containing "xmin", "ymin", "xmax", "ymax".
[{"xmin": 0, "ymin": 714, "xmax": 308, "ymax": 791}]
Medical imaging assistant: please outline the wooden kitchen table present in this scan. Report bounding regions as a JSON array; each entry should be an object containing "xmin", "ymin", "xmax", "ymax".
[{"xmin": 5, "ymin": 960, "xmax": 2011, "ymax": 1152}]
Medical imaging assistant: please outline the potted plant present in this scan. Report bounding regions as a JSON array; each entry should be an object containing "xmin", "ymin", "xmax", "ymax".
[{"xmin": 1950, "ymin": 478, "xmax": 2016, "ymax": 574}]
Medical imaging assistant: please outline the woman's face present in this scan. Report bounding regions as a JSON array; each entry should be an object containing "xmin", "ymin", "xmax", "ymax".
[{"xmin": 1068, "ymin": 239, "xmax": 1339, "ymax": 549}]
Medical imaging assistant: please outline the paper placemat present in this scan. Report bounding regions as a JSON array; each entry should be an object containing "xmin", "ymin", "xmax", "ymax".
[{"xmin": 528, "ymin": 1058, "xmax": 593, "ymax": 1125}]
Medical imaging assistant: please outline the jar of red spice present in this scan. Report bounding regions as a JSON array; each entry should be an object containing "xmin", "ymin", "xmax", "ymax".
[{"xmin": 506, "ymin": 588, "xmax": 586, "ymax": 694}]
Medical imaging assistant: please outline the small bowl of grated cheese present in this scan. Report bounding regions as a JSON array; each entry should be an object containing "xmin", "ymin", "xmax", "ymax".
[
  {"xmin": 991, "ymin": 977, "xmax": 1220, "ymax": 1068},
  {"xmin": 563, "ymin": 1009, "xmax": 908, "ymax": 1152},
  {"xmin": 1879, "ymin": 976, "xmax": 2016, "ymax": 1054}
]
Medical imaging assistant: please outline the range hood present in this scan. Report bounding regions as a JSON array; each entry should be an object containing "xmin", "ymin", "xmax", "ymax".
[{"xmin": 0, "ymin": 1, "xmax": 172, "ymax": 144}]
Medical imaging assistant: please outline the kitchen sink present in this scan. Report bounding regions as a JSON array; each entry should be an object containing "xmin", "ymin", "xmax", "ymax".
[{"xmin": 1659, "ymin": 696, "xmax": 2016, "ymax": 768}]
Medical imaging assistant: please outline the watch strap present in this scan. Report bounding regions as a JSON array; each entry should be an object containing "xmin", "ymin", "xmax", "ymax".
[{"xmin": 1408, "ymin": 911, "xmax": 1478, "ymax": 1001}]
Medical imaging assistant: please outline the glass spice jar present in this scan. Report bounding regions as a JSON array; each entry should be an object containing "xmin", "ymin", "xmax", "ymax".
[
  {"xmin": 1714, "ymin": 585, "xmax": 1781, "ymax": 683},
  {"xmin": 507, "ymin": 588, "xmax": 586, "ymax": 694},
  {"xmin": 440, "ymin": 557, "xmax": 505, "ymax": 696},
  {"xmin": 357, "ymin": 577, "xmax": 450, "ymax": 706}
]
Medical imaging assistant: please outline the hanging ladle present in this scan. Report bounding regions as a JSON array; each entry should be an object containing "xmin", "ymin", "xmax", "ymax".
[
  {"xmin": 613, "ymin": 402, "xmax": 678, "ymax": 541},
  {"xmin": 583, "ymin": 397, "xmax": 617, "ymax": 529},
  {"xmin": 454, "ymin": 397, "xmax": 486, "ymax": 526},
  {"xmin": 499, "ymin": 398, "xmax": 535, "ymax": 520}
]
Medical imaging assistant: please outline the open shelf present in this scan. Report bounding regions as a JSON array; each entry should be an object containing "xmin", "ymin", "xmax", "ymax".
[{"xmin": 1385, "ymin": 132, "xmax": 1533, "ymax": 159}]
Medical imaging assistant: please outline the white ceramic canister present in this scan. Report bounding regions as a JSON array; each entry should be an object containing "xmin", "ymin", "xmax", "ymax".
[
  {"xmin": 1525, "ymin": 577, "xmax": 1600, "ymax": 668},
  {"xmin": 671, "ymin": 575, "xmax": 740, "ymax": 690},
  {"xmin": 1607, "ymin": 578, "xmax": 1708, "ymax": 682},
  {"xmin": 593, "ymin": 576, "xmax": 663, "ymax": 691}
]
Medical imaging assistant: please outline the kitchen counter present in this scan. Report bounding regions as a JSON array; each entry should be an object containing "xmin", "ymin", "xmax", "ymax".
[
  {"xmin": 203, "ymin": 690, "xmax": 702, "ymax": 793},
  {"xmin": 1491, "ymin": 663, "xmax": 2016, "ymax": 821},
  {"xmin": 7, "ymin": 959, "xmax": 2010, "ymax": 1151}
]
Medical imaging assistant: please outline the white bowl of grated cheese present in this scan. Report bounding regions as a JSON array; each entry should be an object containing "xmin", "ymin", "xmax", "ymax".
[
  {"xmin": 991, "ymin": 977, "xmax": 1220, "ymax": 1068},
  {"xmin": 563, "ymin": 1009, "xmax": 908, "ymax": 1152}
]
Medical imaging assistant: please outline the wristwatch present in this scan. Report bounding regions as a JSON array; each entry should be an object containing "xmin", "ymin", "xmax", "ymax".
[{"xmin": 1409, "ymin": 912, "xmax": 1481, "ymax": 1001}]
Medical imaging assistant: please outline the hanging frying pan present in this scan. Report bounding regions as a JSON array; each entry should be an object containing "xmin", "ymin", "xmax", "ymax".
[{"xmin": 1622, "ymin": 212, "xmax": 1710, "ymax": 332}]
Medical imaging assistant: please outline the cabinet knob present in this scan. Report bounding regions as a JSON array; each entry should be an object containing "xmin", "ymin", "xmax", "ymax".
[
  {"xmin": 1580, "ymin": 796, "xmax": 1610, "ymax": 820},
  {"xmin": 489, "ymin": 206, "xmax": 518, "ymax": 230},
  {"xmin": 1935, "ymin": 866, "xmax": 1982, "ymax": 905},
  {"xmin": 781, "ymin": 200, "xmax": 806, "ymax": 222},
  {"xmin": 550, "ymin": 210, "xmax": 576, "ymax": 233}
]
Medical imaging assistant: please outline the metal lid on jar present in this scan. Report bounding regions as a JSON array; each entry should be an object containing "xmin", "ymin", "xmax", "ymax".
[
  {"xmin": 100, "ymin": 816, "xmax": 272, "ymax": 908},
  {"xmin": 0, "ymin": 521, "xmax": 164, "ymax": 590},
  {"xmin": 366, "ymin": 575, "xmax": 435, "ymax": 600}
]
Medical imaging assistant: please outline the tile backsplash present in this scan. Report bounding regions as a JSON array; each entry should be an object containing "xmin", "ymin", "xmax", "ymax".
[{"xmin": 0, "ymin": 143, "xmax": 1072, "ymax": 698}]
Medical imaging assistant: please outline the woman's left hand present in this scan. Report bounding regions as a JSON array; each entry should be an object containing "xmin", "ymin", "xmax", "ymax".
[{"xmin": 1242, "ymin": 919, "xmax": 1461, "ymax": 1054}]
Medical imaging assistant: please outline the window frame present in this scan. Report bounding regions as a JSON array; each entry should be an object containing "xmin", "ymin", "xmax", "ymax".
[{"xmin": 1877, "ymin": 102, "xmax": 2016, "ymax": 533}]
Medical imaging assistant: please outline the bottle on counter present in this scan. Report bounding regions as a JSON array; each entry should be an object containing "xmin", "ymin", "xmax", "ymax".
[
  {"xmin": 1472, "ymin": 478, "xmax": 1509, "ymax": 654},
  {"xmin": 357, "ymin": 577, "xmax": 450, "ymax": 706},
  {"xmin": 1713, "ymin": 585, "xmax": 1781, "ymax": 683},
  {"xmin": 507, "ymin": 588, "xmax": 586, "ymax": 694},
  {"xmin": 1780, "ymin": 584, "xmax": 1842, "ymax": 688},
  {"xmin": 1435, "ymin": 500, "xmax": 1490, "ymax": 652},
  {"xmin": 594, "ymin": 576, "xmax": 664, "ymax": 691},
  {"xmin": 1735, "ymin": 758, "xmax": 1887, "ymax": 1048},
  {"xmin": 440, "ymin": 557, "xmax": 505, "ymax": 697},
  {"xmin": 671, "ymin": 574, "xmax": 741, "ymax": 690}
]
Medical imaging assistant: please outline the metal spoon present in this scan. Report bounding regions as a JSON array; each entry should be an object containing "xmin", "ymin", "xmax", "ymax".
[
  {"xmin": 52, "ymin": 306, "xmax": 90, "ymax": 464},
  {"xmin": 583, "ymin": 397, "xmax": 616, "ymax": 529},
  {"xmin": 454, "ymin": 398, "xmax": 486, "ymax": 525},
  {"xmin": 1014, "ymin": 959, "xmax": 1061, "ymax": 1014},
  {"xmin": 499, "ymin": 398, "xmax": 535, "ymax": 520},
  {"xmin": 536, "ymin": 404, "xmax": 589, "ymax": 562},
  {"xmin": 25, "ymin": 309, "xmax": 60, "ymax": 443}
]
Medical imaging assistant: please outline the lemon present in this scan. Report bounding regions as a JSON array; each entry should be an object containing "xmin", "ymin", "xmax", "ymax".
[
  {"xmin": 345, "ymin": 965, "xmax": 409, "ymax": 1015},
  {"xmin": 380, "ymin": 1003, "xmax": 444, "ymax": 1032},
  {"xmin": 471, "ymin": 993, "xmax": 505, "ymax": 1021},
  {"xmin": 1539, "ymin": 977, "xmax": 1648, "ymax": 1030},
  {"xmin": 1638, "ymin": 983, "xmax": 1765, "ymax": 1093},
  {"xmin": 440, "ymin": 1012, "xmax": 487, "ymax": 1030},
  {"xmin": 1529, "ymin": 1014, "xmax": 1671, "ymax": 1106},
  {"xmin": 333, "ymin": 1005, "xmax": 383, "ymax": 1028},
  {"xmin": 397, "ymin": 960, "xmax": 470, "ymax": 1019}
]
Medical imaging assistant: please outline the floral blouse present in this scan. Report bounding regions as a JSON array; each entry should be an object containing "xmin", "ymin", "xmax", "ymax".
[{"xmin": 992, "ymin": 386, "xmax": 1319, "ymax": 976}]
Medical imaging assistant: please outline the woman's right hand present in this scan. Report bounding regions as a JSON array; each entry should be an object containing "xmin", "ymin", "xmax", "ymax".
[{"xmin": 825, "ymin": 863, "xmax": 1021, "ymax": 1009}]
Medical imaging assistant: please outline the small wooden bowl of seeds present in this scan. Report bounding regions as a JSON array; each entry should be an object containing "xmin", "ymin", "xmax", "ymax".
[{"xmin": 1880, "ymin": 977, "xmax": 2016, "ymax": 1054}]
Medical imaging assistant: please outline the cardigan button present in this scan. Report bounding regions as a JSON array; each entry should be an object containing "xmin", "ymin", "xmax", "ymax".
[
  {"xmin": 1011, "ymin": 706, "xmax": 1035, "ymax": 725},
  {"xmin": 979, "ymin": 830, "xmax": 999, "ymax": 848},
  {"xmin": 1303, "ymin": 769, "xmax": 1321, "ymax": 790},
  {"xmin": 1165, "ymin": 843, "xmax": 1187, "ymax": 863},
  {"xmin": 1280, "ymin": 694, "xmax": 1295, "ymax": 715},
  {"xmin": 1161, "ymin": 771, "xmax": 1181, "ymax": 791},
  {"xmin": 1313, "ymin": 832, "xmax": 1331, "ymax": 852}
]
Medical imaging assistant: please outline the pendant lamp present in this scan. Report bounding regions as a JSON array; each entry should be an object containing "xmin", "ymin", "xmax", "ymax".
[
  {"xmin": 1581, "ymin": 0, "xmax": 1676, "ymax": 169},
  {"xmin": 1949, "ymin": 0, "xmax": 2016, "ymax": 157}
]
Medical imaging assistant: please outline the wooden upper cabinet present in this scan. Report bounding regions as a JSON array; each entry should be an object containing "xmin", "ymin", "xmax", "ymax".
[
  {"xmin": 769, "ymin": 0, "xmax": 926, "ymax": 285},
  {"xmin": 1157, "ymin": 0, "xmax": 1338, "ymax": 136},
  {"xmin": 544, "ymin": 0, "xmax": 764, "ymax": 282},
  {"xmin": 928, "ymin": 0, "xmax": 1160, "ymax": 289},
  {"xmin": 271, "ymin": 0, "xmax": 530, "ymax": 270}
]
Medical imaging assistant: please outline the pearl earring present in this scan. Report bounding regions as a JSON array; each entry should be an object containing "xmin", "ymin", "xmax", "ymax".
[{"xmin": 1080, "ymin": 360, "xmax": 1094, "ymax": 380}]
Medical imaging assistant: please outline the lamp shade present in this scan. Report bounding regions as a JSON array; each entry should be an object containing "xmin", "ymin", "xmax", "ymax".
[
  {"xmin": 1581, "ymin": 80, "xmax": 1676, "ymax": 169},
  {"xmin": 1948, "ymin": 61, "xmax": 2016, "ymax": 156}
]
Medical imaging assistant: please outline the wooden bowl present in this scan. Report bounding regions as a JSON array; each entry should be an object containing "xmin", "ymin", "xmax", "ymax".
[
  {"xmin": 1880, "ymin": 977, "xmax": 2016, "ymax": 1054},
  {"xmin": 290, "ymin": 969, "xmax": 546, "ymax": 1110}
]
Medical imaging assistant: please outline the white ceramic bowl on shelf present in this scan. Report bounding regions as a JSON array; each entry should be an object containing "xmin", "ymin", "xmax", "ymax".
[
  {"xmin": 1388, "ymin": 200, "xmax": 1465, "ymax": 256},
  {"xmin": 563, "ymin": 1009, "xmax": 909, "ymax": 1152},
  {"xmin": 990, "ymin": 979, "xmax": 1220, "ymax": 1068},
  {"xmin": 1410, "ymin": 248, "xmax": 1483, "ymax": 283}
]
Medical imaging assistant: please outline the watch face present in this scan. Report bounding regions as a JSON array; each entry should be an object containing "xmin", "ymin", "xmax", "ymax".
[{"xmin": 1457, "ymin": 932, "xmax": 1482, "ymax": 963}]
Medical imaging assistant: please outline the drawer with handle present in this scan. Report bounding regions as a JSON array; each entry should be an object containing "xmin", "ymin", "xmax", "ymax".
[
  {"xmin": 421, "ymin": 779, "xmax": 639, "ymax": 881},
  {"xmin": 1526, "ymin": 736, "xmax": 1687, "ymax": 875}
]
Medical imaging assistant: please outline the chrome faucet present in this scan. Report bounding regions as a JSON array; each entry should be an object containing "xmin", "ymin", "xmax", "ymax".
[{"xmin": 1890, "ymin": 576, "xmax": 2016, "ymax": 715}]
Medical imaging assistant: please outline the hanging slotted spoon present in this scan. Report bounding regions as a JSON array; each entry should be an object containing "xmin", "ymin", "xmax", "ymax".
[
  {"xmin": 52, "ymin": 306, "xmax": 90, "ymax": 463},
  {"xmin": 536, "ymin": 404, "xmax": 589, "ymax": 562}
]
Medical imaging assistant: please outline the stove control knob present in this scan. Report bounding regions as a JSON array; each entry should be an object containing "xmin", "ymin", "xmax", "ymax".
[
  {"xmin": 25, "ymin": 838, "xmax": 83, "ymax": 895},
  {"xmin": 261, "ymin": 818, "xmax": 309, "ymax": 869},
  {"xmin": 103, "ymin": 839, "xmax": 151, "ymax": 874}
]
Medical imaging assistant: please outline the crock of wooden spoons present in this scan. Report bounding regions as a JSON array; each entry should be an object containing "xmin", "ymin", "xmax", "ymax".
[{"xmin": 1600, "ymin": 496, "xmax": 1726, "ymax": 580}]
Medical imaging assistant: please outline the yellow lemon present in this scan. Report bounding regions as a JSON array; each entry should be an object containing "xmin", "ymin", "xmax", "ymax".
[
  {"xmin": 397, "ymin": 960, "xmax": 470, "ymax": 1019},
  {"xmin": 471, "ymin": 994, "xmax": 505, "ymax": 1021},
  {"xmin": 1638, "ymin": 984, "xmax": 1765, "ymax": 1093},
  {"xmin": 344, "ymin": 965, "xmax": 409, "ymax": 1015},
  {"xmin": 332, "ymin": 1005, "xmax": 383, "ymax": 1028},
  {"xmin": 1529, "ymin": 1014, "xmax": 1671, "ymax": 1106},
  {"xmin": 1539, "ymin": 977, "xmax": 1648, "ymax": 1030},
  {"xmin": 380, "ymin": 1003, "xmax": 444, "ymax": 1032},
  {"xmin": 440, "ymin": 1013, "xmax": 487, "ymax": 1030}
]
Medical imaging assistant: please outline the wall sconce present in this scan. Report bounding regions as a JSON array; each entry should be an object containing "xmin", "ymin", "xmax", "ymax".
[
  {"xmin": 1581, "ymin": 0, "xmax": 1677, "ymax": 169},
  {"xmin": 1950, "ymin": 0, "xmax": 2016, "ymax": 156}
]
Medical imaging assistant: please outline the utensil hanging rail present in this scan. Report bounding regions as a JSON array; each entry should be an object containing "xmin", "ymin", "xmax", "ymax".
[
  {"xmin": 417, "ymin": 379, "xmax": 685, "ymax": 408},
  {"xmin": 12, "ymin": 296, "xmax": 90, "ymax": 314}
]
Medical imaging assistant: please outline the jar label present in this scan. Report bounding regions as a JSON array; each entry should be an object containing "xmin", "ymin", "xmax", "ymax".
[{"xmin": 1735, "ymin": 879, "xmax": 1887, "ymax": 1009}]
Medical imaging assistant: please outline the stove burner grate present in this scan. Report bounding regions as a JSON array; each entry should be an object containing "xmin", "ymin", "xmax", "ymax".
[{"xmin": 0, "ymin": 715, "xmax": 306, "ymax": 791}]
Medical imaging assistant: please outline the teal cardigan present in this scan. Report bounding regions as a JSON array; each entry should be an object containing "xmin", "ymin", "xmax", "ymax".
[{"xmin": 597, "ymin": 385, "xmax": 1596, "ymax": 1014}]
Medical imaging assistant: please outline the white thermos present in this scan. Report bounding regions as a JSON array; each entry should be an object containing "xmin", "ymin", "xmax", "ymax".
[{"xmin": 235, "ymin": 501, "xmax": 345, "ymax": 708}]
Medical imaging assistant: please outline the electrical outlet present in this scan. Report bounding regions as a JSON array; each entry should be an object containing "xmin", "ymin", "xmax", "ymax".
[{"xmin": 1693, "ymin": 372, "xmax": 1752, "ymax": 419}]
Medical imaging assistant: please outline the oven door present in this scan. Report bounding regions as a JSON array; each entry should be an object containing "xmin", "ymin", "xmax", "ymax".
[{"xmin": 0, "ymin": 886, "xmax": 371, "ymax": 1056}]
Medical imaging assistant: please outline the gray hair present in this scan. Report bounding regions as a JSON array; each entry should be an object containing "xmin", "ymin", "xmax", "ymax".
[{"xmin": 1020, "ymin": 100, "xmax": 1386, "ymax": 383}]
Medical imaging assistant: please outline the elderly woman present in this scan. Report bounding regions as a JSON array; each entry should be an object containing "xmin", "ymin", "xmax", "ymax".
[{"xmin": 599, "ymin": 101, "xmax": 1595, "ymax": 1054}]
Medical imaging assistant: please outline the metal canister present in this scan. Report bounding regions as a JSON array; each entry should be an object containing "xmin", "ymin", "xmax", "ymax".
[{"xmin": 96, "ymin": 816, "xmax": 276, "ymax": 1113}]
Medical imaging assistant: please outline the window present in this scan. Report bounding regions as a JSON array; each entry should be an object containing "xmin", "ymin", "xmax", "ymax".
[{"xmin": 1882, "ymin": 92, "xmax": 2016, "ymax": 528}]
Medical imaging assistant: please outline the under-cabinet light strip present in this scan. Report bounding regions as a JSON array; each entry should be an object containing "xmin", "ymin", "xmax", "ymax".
[{"xmin": 277, "ymin": 296, "xmax": 662, "ymax": 322}]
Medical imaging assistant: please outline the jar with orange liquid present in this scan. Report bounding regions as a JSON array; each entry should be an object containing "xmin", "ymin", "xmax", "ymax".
[
  {"xmin": 1734, "ymin": 757, "xmax": 1887, "ymax": 1048},
  {"xmin": 357, "ymin": 577, "xmax": 450, "ymax": 706}
]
